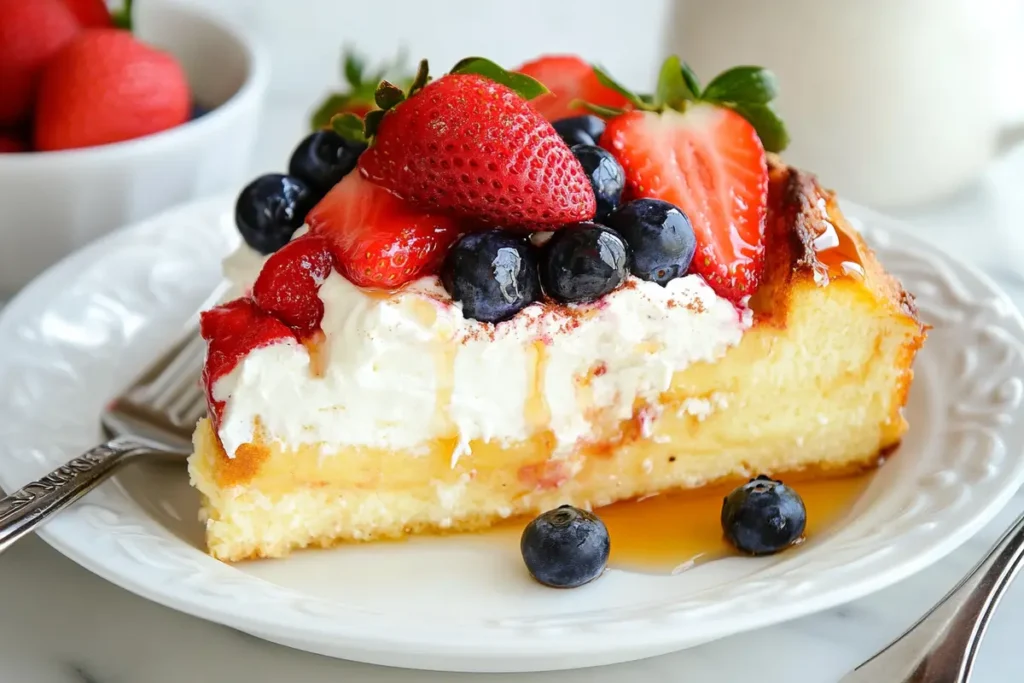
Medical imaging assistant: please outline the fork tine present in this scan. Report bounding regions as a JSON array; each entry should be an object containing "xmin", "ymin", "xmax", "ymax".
[
  {"xmin": 180, "ymin": 390, "xmax": 208, "ymax": 426},
  {"xmin": 102, "ymin": 286, "xmax": 231, "ymax": 451},
  {"xmin": 143, "ymin": 335, "xmax": 206, "ymax": 408}
]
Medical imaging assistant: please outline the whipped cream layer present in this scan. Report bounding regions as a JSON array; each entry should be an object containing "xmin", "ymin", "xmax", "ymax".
[{"xmin": 213, "ymin": 245, "xmax": 752, "ymax": 459}]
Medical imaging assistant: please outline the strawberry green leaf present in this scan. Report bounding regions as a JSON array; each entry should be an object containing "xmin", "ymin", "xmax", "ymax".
[
  {"xmin": 408, "ymin": 59, "xmax": 430, "ymax": 97},
  {"xmin": 655, "ymin": 55, "xmax": 694, "ymax": 108},
  {"xmin": 375, "ymin": 81, "xmax": 405, "ymax": 111},
  {"xmin": 727, "ymin": 101, "xmax": 789, "ymax": 153},
  {"xmin": 681, "ymin": 62, "xmax": 702, "ymax": 99},
  {"xmin": 344, "ymin": 51, "xmax": 366, "ymax": 88},
  {"xmin": 703, "ymin": 66, "xmax": 779, "ymax": 105},
  {"xmin": 111, "ymin": 0, "xmax": 133, "ymax": 30},
  {"xmin": 570, "ymin": 99, "xmax": 627, "ymax": 118},
  {"xmin": 592, "ymin": 65, "xmax": 652, "ymax": 111},
  {"xmin": 363, "ymin": 109, "xmax": 386, "ymax": 139},
  {"xmin": 311, "ymin": 93, "xmax": 351, "ymax": 130},
  {"xmin": 331, "ymin": 113, "xmax": 368, "ymax": 144},
  {"xmin": 451, "ymin": 57, "xmax": 549, "ymax": 100}
]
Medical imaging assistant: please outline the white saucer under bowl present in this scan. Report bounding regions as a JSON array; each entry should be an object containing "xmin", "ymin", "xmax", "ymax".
[{"xmin": 0, "ymin": 196, "xmax": 1022, "ymax": 672}]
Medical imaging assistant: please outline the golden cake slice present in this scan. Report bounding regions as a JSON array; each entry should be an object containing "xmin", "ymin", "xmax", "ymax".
[{"xmin": 189, "ymin": 158, "xmax": 925, "ymax": 562}]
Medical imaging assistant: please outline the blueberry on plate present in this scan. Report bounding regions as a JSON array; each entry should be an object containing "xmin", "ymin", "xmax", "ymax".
[
  {"xmin": 235, "ymin": 173, "xmax": 317, "ymax": 255},
  {"xmin": 540, "ymin": 223, "xmax": 628, "ymax": 303},
  {"xmin": 521, "ymin": 505, "xmax": 610, "ymax": 588},
  {"xmin": 604, "ymin": 199, "xmax": 696, "ymax": 286},
  {"xmin": 552, "ymin": 114, "xmax": 606, "ymax": 147},
  {"xmin": 441, "ymin": 230, "xmax": 541, "ymax": 323},
  {"xmin": 721, "ymin": 475, "xmax": 807, "ymax": 555},
  {"xmin": 571, "ymin": 144, "xmax": 625, "ymax": 219},
  {"xmin": 288, "ymin": 130, "xmax": 366, "ymax": 195}
]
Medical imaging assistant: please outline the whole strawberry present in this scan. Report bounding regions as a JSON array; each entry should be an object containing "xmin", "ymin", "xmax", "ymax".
[
  {"xmin": 0, "ymin": 131, "xmax": 28, "ymax": 153},
  {"xmin": 0, "ymin": 0, "xmax": 81, "ymax": 127},
  {"xmin": 516, "ymin": 54, "xmax": 633, "ymax": 121},
  {"xmin": 345, "ymin": 58, "xmax": 596, "ymax": 228},
  {"xmin": 57, "ymin": 0, "xmax": 113, "ymax": 28},
  {"xmin": 34, "ymin": 29, "xmax": 190, "ymax": 151}
]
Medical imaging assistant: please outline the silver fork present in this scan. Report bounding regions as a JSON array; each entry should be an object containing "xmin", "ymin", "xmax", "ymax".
[
  {"xmin": 0, "ymin": 287, "xmax": 222, "ymax": 554},
  {"xmin": 841, "ymin": 511, "xmax": 1024, "ymax": 682}
]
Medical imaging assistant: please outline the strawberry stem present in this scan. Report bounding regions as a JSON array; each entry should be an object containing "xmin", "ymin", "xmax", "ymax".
[
  {"xmin": 451, "ymin": 57, "xmax": 549, "ymax": 100},
  {"xmin": 584, "ymin": 57, "xmax": 790, "ymax": 153},
  {"xmin": 112, "ymin": 0, "xmax": 133, "ymax": 30}
]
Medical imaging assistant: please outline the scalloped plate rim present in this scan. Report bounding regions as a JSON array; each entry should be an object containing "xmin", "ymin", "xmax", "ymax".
[{"xmin": 0, "ymin": 194, "xmax": 1022, "ymax": 672}]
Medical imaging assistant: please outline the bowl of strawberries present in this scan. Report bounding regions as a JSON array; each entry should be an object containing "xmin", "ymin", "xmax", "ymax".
[{"xmin": 0, "ymin": 0, "xmax": 268, "ymax": 297}]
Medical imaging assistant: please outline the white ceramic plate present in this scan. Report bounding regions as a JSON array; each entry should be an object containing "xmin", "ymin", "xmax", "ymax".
[{"xmin": 1, "ymin": 196, "xmax": 1023, "ymax": 673}]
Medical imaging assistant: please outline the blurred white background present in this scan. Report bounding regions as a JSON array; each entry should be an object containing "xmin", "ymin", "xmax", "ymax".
[{"xmin": 170, "ymin": 0, "xmax": 1024, "ymax": 211}]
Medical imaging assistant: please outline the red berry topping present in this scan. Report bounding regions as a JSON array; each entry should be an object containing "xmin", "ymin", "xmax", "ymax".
[
  {"xmin": 251, "ymin": 235, "xmax": 334, "ymax": 335},
  {"xmin": 0, "ymin": 0, "xmax": 80, "ymax": 127},
  {"xmin": 34, "ymin": 29, "xmax": 190, "ymax": 151},
  {"xmin": 0, "ymin": 130, "xmax": 28, "ymax": 153},
  {"xmin": 307, "ymin": 172, "xmax": 462, "ymax": 289},
  {"xmin": 200, "ymin": 298, "xmax": 296, "ymax": 426},
  {"xmin": 602, "ymin": 105, "xmax": 768, "ymax": 302},
  {"xmin": 56, "ymin": 0, "xmax": 112, "ymax": 28},
  {"xmin": 358, "ymin": 72, "xmax": 595, "ymax": 228},
  {"xmin": 515, "ymin": 55, "xmax": 633, "ymax": 121}
]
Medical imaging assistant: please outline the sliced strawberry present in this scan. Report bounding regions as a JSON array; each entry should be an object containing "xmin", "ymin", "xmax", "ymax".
[
  {"xmin": 601, "ymin": 104, "xmax": 768, "ymax": 301},
  {"xmin": 516, "ymin": 55, "xmax": 633, "ymax": 121},
  {"xmin": 251, "ymin": 235, "xmax": 334, "ymax": 335},
  {"xmin": 307, "ymin": 172, "xmax": 462, "ymax": 289},
  {"xmin": 357, "ymin": 72, "xmax": 595, "ymax": 228},
  {"xmin": 200, "ymin": 298, "xmax": 297, "ymax": 425}
]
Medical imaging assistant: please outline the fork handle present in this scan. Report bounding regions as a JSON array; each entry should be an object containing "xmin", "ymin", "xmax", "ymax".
[
  {"xmin": 0, "ymin": 437, "xmax": 159, "ymax": 554},
  {"xmin": 843, "ymin": 510, "xmax": 1024, "ymax": 682}
]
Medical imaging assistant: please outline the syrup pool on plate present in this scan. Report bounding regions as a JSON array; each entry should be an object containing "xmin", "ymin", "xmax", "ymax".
[{"xmin": 492, "ymin": 471, "xmax": 874, "ymax": 575}]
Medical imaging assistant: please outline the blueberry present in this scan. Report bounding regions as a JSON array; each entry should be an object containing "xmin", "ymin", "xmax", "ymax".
[
  {"xmin": 288, "ymin": 130, "xmax": 366, "ymax": 194},
  {"xmin": 190, "ymin": 102, "xmax": 210, "ymax": 120},
  {"xmin": 552, "ymin": 115, "xmax": 606, "ymax": 147},
  {"xmin": 721, "ymin": 475, "xmax": 807, "ymax": 555},
  {"xmin": 235, "ymin": 174, "xmax": 317, "ymax": 255},
  {"xmin": 604, "ymin": 199, "xmax": 696, "ymax": 286},
  {"xmin": 521, "ymin": 505, "xmax": 610, "ymax": 588},
  {"xmin": 571, "ymin": 144, "xmax": 625, "ymax": 219},
  {"xmin": 540, "ymin": 223, "xmax": 628, "ymax": 303},
  {"xmin": 441, "ymin": 230, "xmax": 541, "ymax": 323}
]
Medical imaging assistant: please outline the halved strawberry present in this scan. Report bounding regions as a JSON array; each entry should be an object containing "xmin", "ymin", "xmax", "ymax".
[
  {"xmin": 307, "ymin": 172, "xmax": 462, "ymax": 289},
  {"xmin": 516, "ymin": 55, "xmax": 632, "ymax": 121},
  {"xmin": 199, "ymin": 298, "xmax": 297, "ymax": 425},
  {"xmin": 603, "ymin": 105, "xmax": 767, "ymax": 301},
  {"xmin": 252, "ymin": 235, "xmax": 334, "ymax": 335},
  {"xmin": 581, "ymin": 57, "xmax": 787, "ymax": 303}
]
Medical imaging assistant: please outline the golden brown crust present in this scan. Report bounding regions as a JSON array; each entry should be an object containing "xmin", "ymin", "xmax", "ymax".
[{"xmin": 754, "ymin": 156, "xmax": 924, "ymax": 334}]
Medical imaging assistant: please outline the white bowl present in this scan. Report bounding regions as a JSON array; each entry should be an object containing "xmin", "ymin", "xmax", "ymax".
[{"xmin": 0, "ymin": 2, "xmax": 269, "ymax": 298}]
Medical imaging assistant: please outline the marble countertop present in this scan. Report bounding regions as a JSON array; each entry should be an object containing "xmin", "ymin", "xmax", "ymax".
[{"xmin": 3, "ymin": 104, "xmax": 1024, "ymax": 683}]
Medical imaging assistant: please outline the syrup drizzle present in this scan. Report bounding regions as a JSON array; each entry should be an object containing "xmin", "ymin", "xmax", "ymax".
[
  {"xmin": 301, "ymin": 331, "xmax": 328, "ymax": 378},
  {"xmin": 524, "ymin": 341, "xmax": 551, "ymax": 430},
  {"xmin": 812, "ymin": 197, "xmax": 865, "ymax": 283},
  {"xmin": 493, "ymin": 471, "xmax": 874, "ymax": 574},
  {"xmin": 433, "ymin": 343, "xmax": 457, "ymax": 438}
]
